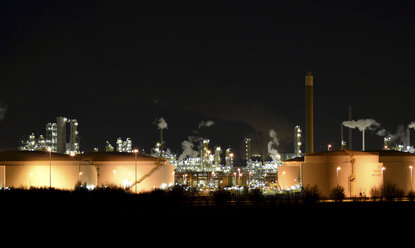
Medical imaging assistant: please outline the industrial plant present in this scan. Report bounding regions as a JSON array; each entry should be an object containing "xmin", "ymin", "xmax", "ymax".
[
  {"xmin": 19, "ymin": 116, "xmax": 80, "ymax": 155},
  {"xmin": 3, "ymin": 72, "xmax": 415, "ymax": 200}
]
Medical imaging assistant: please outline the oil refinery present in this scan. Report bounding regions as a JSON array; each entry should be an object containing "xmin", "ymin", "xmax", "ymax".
[{"xmin": 4, "ymin": 72, "xmax": 415, "ymax": 198}]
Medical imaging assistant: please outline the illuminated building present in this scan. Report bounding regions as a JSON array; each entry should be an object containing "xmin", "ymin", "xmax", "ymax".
[
  {"xmin": 384, "ymin": 137, "xmax": 391, "ymax": 150},
  {"xmin": 294, "ymin": 126, "xmax": 302, "ymax": 158},
  {"xmin": 105, "ymin": 141, "xmax": 114, "ymax": 152},
  {"xmin": 20, "ymin": 116, "xmax": 80, "ymax": 154},
  {"xmin": 116, "ymin": 138, "xmax": 132, "ymax": 153},
  {"xmin": 245, "ymin": 138, "xmax": 251, "ymax": 164},
  {"xmin": 0, "ymin": 151, "xmax": 173, "ymax": 192},
  {"xmin": 46, "ymin": 123, "xmax": 57, "ymax": 152}
]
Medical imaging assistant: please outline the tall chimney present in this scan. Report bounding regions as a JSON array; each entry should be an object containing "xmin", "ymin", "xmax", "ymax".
[{"xmin": 305, "ymin": 71, "xmax": 314, "ymax": 154}]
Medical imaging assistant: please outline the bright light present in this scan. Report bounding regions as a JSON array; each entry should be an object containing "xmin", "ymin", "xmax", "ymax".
[{"xmin": 122, "ymin": 179, "xmax": 131, "ymax": 187}]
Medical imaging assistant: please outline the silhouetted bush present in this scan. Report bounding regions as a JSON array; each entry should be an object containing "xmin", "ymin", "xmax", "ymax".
[
  {"xmin": 382, "ymin": 183, "xmax": 404, "ymax": 202},
  {"xmin": 212, "ymin": 188, "xmax": 231, "ymax": 207},
  {"xmin": 370, "ymin": 186, "xmax": 382, "ymax": 201},
  {"xmin": 302, "ymin": 185, "xmax": 320, "ymax": 204},
  {"xmin": 408, "ymin": 191, "xmax": 415, "ymax": 201},
  {"xmin": 330, "ymin": 185, "xmax": 345, "ymax": 202},
  {"xmin": 248, "ymin": 188, "xmax": 263, "ymax": 205}
]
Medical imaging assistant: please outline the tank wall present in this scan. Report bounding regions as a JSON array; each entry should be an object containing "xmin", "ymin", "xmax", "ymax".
[
  {"xmin": 303, "ymin": 161, "xmax": 352, "ymax": 198},
  {"xmin": 278, "ymin": 162, "xmax": 301, "ymax": 189},
  {"xmin": 95, "ymin": 160, "xmax": 174, "ymax": 192},
  {"xmin": 1, "ymin": 161, "xmax": 96, "ymax": 190},
  {"xmin": 382, "ymin": 161, "xmax": 414, "ymax": 193},
  {"xmin": 303, "ymin": 155, "xmax": 383, "ymax": 198},
  {"xmin": 354, "ymin": 159, "xmax": 383, "ymax": 197}
]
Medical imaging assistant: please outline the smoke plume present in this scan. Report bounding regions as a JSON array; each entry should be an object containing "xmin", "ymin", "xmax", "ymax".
[
  {"xmin": 155, "ymin": 117, "xmax": 168, "ymax": 129},
  {"xmin": 178, "ymin": 138, "xmax": 200, "ymax": 161},
  {"xmin": 342, "ymin": 119, "xmax": 380, "ymax": 131},
  {"xmin": 377, "ymin": 125, "xmax": 408, "ymax": 144},
  {"xmin": 198, "ymin": 120, "xmax": 214, "ymax": 129},
  {"xmin": 267, "ymin": 129, "xmax": 280, "ymax": 163}
]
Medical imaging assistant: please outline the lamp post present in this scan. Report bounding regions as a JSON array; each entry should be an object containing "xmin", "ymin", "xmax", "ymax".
[
  {"xmin": 133, "ymin": 149, "xmax": 139, "ymax": 193},
  {"xmin": 47, "ymin": 148, "xmax": 52, "ymax": 188},
  {"xmin": 410, "ymin": 166, "xmax": 413, "ymax": 192},
  {"xmin": 336, "ymin": 167, "xmax": 341, "ymax": 186},
  {"xmin": 282, "ymin": 171, "xmax": 286, "ymax": 190},
  {"xmin": 29, "ymin": 172, "xmax": 33, "ymax": 188}
]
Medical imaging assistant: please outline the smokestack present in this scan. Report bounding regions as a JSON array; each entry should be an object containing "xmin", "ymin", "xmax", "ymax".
[
  {"xmin": 362, "ymin": 129, "xmax": 365, "ymax": 151},
  {"xmin": 305, "ymin": 71, "xmax": 314, "ymax": 153}
]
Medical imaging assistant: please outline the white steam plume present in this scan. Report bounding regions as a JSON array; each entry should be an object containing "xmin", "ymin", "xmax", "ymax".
[
  {"xmin": 377, "ymin": 125, "xmax": 408, "ymax": 144},
  {"xmin": 156, "ymin": 117, "xmax": 168, "ymax": 129},
  {"xmin": 342, "ymin": 119, "xmax": 380, "ymax": 131},
  {"xmin": 343, "ymin": 119, "xmax": 380, "ymax": 151},
  {"xmin": 178, "ymin": 138, "xmax": 200, "ymax": 161},
  {"xmin": 198, "ymin": 120, "xmax": 215, "ymax": 129},
  {"xmin": 267, "ymin": 129, "xmax": 280, "ymax": 163}
]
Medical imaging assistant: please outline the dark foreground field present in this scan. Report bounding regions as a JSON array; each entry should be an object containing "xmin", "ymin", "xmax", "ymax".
[{"xmin": 1, "ymin": 187, "xmax": 415, "ymax": 229}]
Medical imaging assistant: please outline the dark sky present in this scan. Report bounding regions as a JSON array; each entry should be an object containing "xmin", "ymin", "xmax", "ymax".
[{"xmin": 0, "ymin": 0, "xmax": 415, "ymax": 159}]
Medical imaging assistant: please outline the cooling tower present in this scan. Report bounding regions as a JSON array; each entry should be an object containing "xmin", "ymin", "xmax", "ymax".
[{"xmin": 305, "ymin": 71, "xmax": 314, "ymax": 153}]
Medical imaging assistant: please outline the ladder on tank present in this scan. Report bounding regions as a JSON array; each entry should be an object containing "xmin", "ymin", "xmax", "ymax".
[{"xmin": 129, "ymin": 160, "xmax": 165, "ymax": 190}]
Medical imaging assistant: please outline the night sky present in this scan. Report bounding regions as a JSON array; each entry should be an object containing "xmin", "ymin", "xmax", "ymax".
[{"xmin": 1, "ymin": 0, "xmax": 414, "ymax": 160}]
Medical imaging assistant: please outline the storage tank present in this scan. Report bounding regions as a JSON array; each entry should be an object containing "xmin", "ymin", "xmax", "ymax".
[
  {"xmin": 82, "ymin": 152, "xmax": 174, "ymax": 192},
  {"xmin": 0, "ymin": 151, "xmax": 174, "ymax": 192},
  {"xmin": 302, "ymin": 150, "xmax": 383, "ymax": 198},
  {"xmin": 0, "ymin": 151, "xmax": 96, "ymax": 189}
]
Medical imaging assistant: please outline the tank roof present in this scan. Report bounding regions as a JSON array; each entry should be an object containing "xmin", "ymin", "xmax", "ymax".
[
  {"xmin": 367, "ymin": 150, "xmax": 415, "ymax": 157},
  {"xmin": 80, "ymin": 152, "xmax": 163, "ymax": 162},
  {"xmin": 284, "ymin": 156, "xmax": 304, "ymax": 162},
  {"xmin": 0, "ymin": 150, "xmax": 163, "ymax": 162},
  {"xmin": 306, "ymin": 150, "xmax": 377, "ymax": 157}
]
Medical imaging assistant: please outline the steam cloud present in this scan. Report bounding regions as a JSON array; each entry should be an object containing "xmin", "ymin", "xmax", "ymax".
[
  {"xmin": 179, "ymin": 120, "xmax": 215, "ymax": 161},
  {"xmin": 155, "ymin": 117, "xmax": 168, "ymax": 129},
  {"xmin": 342, "ymin": 119, "xmax": 380, "ymax": 131},
  {"xmin": 178, "ymin": 137, "xmax": 200, "ymax": 161},
  {"xmin": 377, "ymin": 125, "xmax": 409, "ymax": 144},
  {"xmin": 267, "ymin": 129, "xmax": 280, "ymax": 163},
  {"xmin": 198, "ymin": 120, "xmax": 214, "ymax": 129}
]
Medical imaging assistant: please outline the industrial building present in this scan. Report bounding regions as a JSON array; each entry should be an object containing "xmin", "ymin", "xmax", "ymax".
[
  {"xmin": 0, "ymin": 151, "xmax": 173, "ymax": 192},
  {"xmin": 279, "ymin": 150, "xmax": 415, "ymax": 198},
  {"xmin": 20, "ymin": 116, "xmax": 80, "ymax": 154}
]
